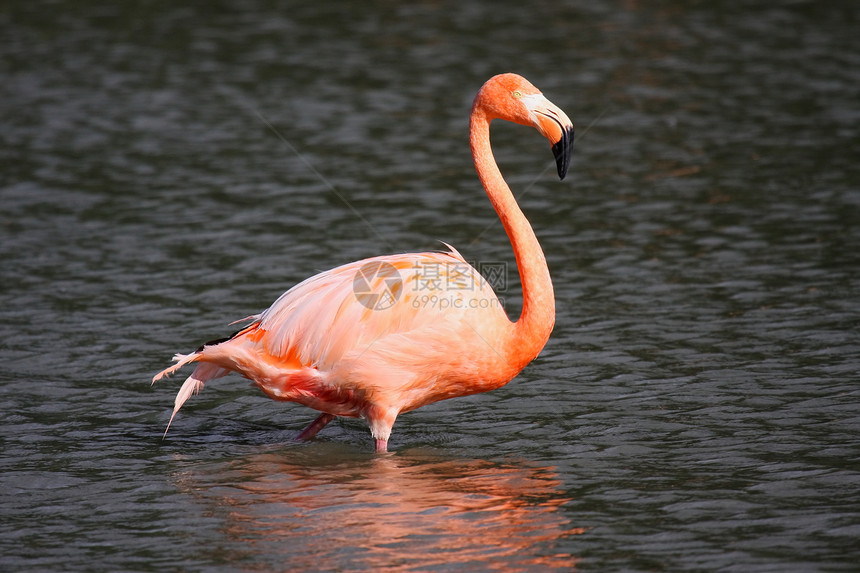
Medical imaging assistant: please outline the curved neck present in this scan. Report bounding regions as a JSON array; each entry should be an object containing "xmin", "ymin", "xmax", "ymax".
[{"xmin": 470, "ymin": 108, "xmax": 555, "ymax": 368}]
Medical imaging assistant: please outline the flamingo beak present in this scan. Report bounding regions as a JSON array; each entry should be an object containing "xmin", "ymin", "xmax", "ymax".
[
  {"xmin": 551, "ymin": 122, "xmax": 574, "ymax": 180},
  {"xmin": 525, "ymin": 94, "xmax": 575, "ymax": 180}
]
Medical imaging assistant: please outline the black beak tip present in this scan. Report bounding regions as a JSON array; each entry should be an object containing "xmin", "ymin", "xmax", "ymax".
[{"xmin": 552, "ymin": 126, "xmax": 574, "ymax": 181}]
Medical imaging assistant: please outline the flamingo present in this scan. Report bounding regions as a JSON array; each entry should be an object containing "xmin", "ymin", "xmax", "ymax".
[{"xmin": 153, "ymin": 73, "xmax": 574, "ymax": 453}]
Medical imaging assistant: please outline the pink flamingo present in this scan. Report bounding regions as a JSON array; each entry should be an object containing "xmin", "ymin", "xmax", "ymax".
[{"xmin": 153, "ymin": 73, "xmax": 573, "ymax": 452}]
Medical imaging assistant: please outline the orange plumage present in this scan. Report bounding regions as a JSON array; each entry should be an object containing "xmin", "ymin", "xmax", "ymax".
[{"xmin": 153, "ymin": 74, "xmax": 574, "ymax": 452}]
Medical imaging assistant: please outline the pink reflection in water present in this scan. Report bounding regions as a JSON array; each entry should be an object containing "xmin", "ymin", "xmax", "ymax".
[{"xmin": 175, "ymin": 448, "xmax": 584, "ymax": 570}]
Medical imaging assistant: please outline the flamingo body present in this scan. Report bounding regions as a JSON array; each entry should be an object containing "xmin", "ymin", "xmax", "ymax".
[{"xmin": 154, "ymin": 74, "xmax": 574, "ymax": 452}]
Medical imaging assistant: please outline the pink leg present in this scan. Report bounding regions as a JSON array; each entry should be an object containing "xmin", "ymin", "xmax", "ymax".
[
  {"xmin": 295, "ymin": 413, "xmax": 336, "ymax": 441},
  {"xmin": 375, "ymin": 438, "xmax": 388, "ymax": 453}
]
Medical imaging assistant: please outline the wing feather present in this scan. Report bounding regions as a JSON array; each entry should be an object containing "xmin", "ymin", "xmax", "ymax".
[{"xmin": 257, "ymin": 249, "xmax": 502, "ymax": 371}]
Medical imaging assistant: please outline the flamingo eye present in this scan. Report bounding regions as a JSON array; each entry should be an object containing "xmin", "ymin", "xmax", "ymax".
[{"xmin": 512, "ymin": 90, "xmax": 523, "ymax": 99}]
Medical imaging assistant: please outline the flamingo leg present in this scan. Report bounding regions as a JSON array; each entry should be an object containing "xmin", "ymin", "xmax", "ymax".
[
  {"xmin": 295, "ymin": 412, "xmax": 336, "ymax": 441},
  {"xmin": 375, "ymin": 439, "xmax": 388, "ymax": 453}
]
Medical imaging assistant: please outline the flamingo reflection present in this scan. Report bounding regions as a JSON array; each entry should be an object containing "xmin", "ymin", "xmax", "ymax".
[{"xmin": 173, "ymin": 449, "xmax": 584, "ymax": 570}]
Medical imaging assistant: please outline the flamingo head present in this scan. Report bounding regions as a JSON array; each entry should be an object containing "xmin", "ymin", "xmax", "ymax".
[{"xmin": 474, "ymin": 73, "xmax": 575, "ymax": 180}]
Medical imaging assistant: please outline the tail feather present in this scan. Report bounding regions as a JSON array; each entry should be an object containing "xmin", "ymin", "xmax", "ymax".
[
  {"xmin": 153, "ymin": 323, "xmax": 260, "ymax": 437},
  {"xmin": 163, "ymin": 362, "xmax": 229, "ymax": 437},
  {"xmin": 152, "ymin": 352, "xmax": 201, "ymax": 383}
]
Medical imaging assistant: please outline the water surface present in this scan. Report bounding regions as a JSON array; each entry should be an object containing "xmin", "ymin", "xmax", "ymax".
[{"xmin": 2, "ymin": 1, "xmax": 859, "ymax": 570}]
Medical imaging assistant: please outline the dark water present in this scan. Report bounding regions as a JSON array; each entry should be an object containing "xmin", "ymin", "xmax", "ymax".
[{"xmin": 2, "ymin": 1, "xmax": 859, "ymax": 570}]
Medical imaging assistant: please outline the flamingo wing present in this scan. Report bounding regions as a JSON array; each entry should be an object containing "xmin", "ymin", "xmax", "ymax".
[{"xmin": 257, "ymin": 246, "xmax": 501, "ymax": 370}]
